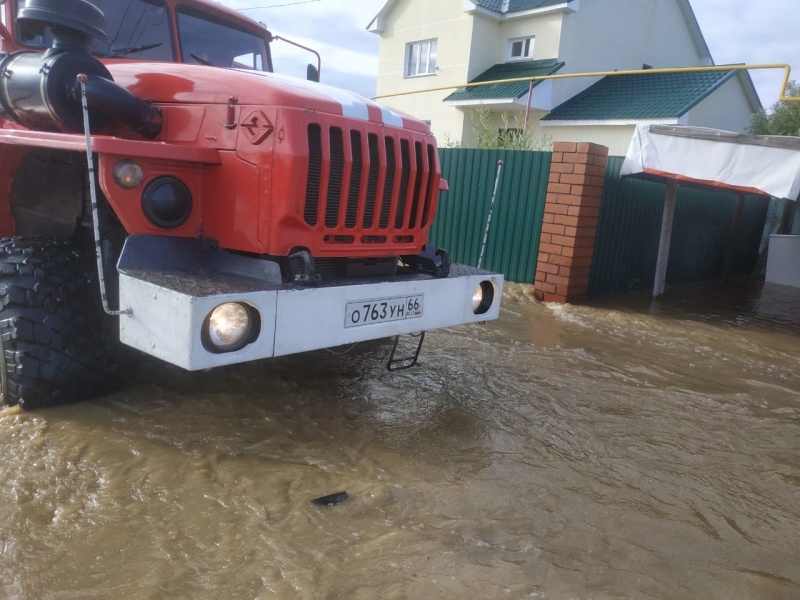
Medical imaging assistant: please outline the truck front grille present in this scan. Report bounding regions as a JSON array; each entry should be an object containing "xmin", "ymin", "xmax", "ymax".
[{"xmin": 304, "ymin": 124, "xmax": 438, "ymax": 243}]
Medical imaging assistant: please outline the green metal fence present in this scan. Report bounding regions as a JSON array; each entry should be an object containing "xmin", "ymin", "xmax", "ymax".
[
  {"xmin": 429, "ymin": 148, "xmax": 551, "ymax": 283},
  {"xmin": 589, "ymin": 156, "xmax": 769, "ymax": 297}
]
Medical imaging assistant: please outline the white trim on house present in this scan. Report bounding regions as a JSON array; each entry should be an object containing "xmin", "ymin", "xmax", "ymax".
[
  {"xmin": 444, "ymin": 79, "xmax": 558, "ymax": 111},
  {"xmin": 444, "ymin": 98, "xmax": 520, "ymax": 106},
  {"xmin": 540, "ymin": 117, "xmax": 684, "ymax": 127}
]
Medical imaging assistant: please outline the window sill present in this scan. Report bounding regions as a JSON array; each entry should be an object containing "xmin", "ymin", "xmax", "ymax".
[{"xmin": 404, "ymin": 72, "xmax": 437, "ymax": 79}]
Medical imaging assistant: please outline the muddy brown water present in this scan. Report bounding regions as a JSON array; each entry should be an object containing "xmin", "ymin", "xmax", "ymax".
[{"xmin": 1, "ymin": 280, "xmax": 798, "ymax": 599}]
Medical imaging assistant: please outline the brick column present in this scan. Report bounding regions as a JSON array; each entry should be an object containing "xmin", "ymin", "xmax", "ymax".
[{"xmin": 534, "ymin": 142, "xmax": 608, "ymax": 304}]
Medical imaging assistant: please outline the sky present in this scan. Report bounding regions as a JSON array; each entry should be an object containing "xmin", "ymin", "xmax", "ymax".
[{"xmin": 219, "ymin": 0, "xmax": 800, "ymax": 111}]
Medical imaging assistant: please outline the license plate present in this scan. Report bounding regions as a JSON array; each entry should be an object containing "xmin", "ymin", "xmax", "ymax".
[{"xmin": 345, "ymin": 295, "xmax": 424, "ymax": 328}]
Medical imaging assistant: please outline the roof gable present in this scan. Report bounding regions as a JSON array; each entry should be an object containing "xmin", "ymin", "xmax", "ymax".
[{"xmin": 541, "ymin": 69, "xmax": 737, "ymax": 122}]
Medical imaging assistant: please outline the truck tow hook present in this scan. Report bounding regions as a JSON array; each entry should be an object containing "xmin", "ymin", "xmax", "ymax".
[
  {"xmin": 400, "ymin": 248, "xmax": 451, "ymax": 278},
  {"xmin": 288, "ymin": 249, "xmax": 318, "ymax": 285}
]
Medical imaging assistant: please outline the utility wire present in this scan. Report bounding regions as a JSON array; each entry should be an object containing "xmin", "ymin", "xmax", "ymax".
[{"xmin": 238, "ymin": 0, "xmax": 321, "ymax": 9}]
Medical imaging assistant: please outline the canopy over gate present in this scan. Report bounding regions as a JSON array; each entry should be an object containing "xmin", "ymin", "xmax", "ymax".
[
  {"xmin": 621, "ymin": 125, "xmax": 800, "ymax": 296},
  {"xmin": 622, "ymin": 125, "xmax": 800, "ymax": 200}
]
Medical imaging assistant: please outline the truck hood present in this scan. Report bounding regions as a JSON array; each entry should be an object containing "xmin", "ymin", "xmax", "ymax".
[{"xmin": 105, "ymin": 62, "xmax": 427, "ymax": 133}]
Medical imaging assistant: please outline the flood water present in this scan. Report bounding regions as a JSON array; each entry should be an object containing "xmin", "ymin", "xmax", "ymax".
[{"xmin": 1, "ymin": 280, "xmax": 799, "ymax": 599}]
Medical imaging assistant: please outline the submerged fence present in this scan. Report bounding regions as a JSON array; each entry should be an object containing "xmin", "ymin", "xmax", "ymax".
[
  {"xmin": 429, "ymin": 148, "xmax": 551, "ymax": 283},
  {"xmin": 588, "ymin": 157, "xmax": 768, "ymax": 297},
  {"xmin": 430, "ymin": 149, "xmax": 768, "ymax": 295}
]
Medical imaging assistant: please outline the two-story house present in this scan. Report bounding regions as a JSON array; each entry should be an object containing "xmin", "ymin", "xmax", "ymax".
[{"xmin": 368, "ymin": 0, "xmax": 761, "ymax": 155}]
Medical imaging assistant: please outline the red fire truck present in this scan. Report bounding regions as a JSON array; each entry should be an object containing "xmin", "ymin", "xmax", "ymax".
[{"xmin": 0, "ymin": 0, "xmax": 503, "ymax": 409}]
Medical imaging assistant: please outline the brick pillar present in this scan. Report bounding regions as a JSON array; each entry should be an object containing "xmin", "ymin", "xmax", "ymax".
[{"xmin": 534, "ymin": 142, "xmax": 608, "ymax": 304}]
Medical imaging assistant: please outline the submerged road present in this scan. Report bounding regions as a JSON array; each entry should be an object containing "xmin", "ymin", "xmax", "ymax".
[{"xmin": 1, "ymin": 281, "xmax": 798, "ymax": 599}]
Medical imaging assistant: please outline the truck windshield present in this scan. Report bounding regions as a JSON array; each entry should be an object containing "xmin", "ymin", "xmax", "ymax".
[
  {"xmin": 12, "ymin": 0, "xmax": 270, "ymax": 71},
  {"xmin": 14, "ymin": 0, "xmax": 175, "ymax": 60},
  {"xmin": 176, "ymin": 8, "xmax": 270, "ymax": 71}
]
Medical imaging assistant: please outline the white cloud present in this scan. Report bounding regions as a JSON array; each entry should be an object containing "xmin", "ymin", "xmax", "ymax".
[
  {"xmin": 219, "ymin": 0, "xmax": 384, "ymax": 97},
  {"xmin": 691, "ymin": 0, "xmax": 800, "ymax": 109},
  {"xmin": 219, "ymin": 0, "xmax": 800, "ymax": 109}
]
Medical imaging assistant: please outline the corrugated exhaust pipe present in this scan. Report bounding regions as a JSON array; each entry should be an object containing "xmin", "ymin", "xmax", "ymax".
[{"xmin": 0, "ymin": 0, "xmax": 161, "ymax": 138}]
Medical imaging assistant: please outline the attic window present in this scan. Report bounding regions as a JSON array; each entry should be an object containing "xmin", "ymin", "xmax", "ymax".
[
  {"xmin": 508, "ymin": 36, "xmax": 534, "ymax": 61},
  {"xmin": 405, "ymin": 39, "xmax": 438, "ymax": 77}
]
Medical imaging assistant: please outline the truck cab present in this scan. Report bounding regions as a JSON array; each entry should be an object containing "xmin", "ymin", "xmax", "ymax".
[{"xmin": 0, "ymin": 0, "xmax": 503, "ymax": 409}]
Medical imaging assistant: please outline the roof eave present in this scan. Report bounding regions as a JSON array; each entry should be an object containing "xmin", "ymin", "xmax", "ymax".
[
  {"xmin": 673, "ymin": 70, "xmax": 738, "ymax": 117},
  {"xmin": 736, "ymin": 70, "xmax": 764, "ymax": 112},
  {"xmin": 541, "ymin": 117, "xmax": 682, "ymax": 127},
  {"xmin": 464, "ymin": 0, "xmax": 579, "ymax": 21},
  {"xmin": 676, "ymin": 0, "xmax": 713, "ymax": 65},
  {"xmin": 444, "ymin": 98, "xmax": 520, "ymax": 106},
  {"xmin": 367, "ymin": 0, "xmax": 395, "ymax": 34},
  {"xmin": 462, "ymin": 0, "xmax": 503, "ymax": 20}
]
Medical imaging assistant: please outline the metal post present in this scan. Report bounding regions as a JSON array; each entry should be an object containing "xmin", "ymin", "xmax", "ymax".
[
  {"xmin": 78, "ymin": 74, "xmax": 131, "ymax": 317},
  {"xmin": 477, "ymin": 160, "xmax": 504, "ymax": 270},
  {"xmin": 723, "ymin": 193, "xmax": 745, "ymax": 282},
  {"xmin": 523, "ymin": 80, "xmax": 534, "ymax": 132},
  {"xmin": 653, "ymin": 179, "xmax": 678, "ymax": 298}
]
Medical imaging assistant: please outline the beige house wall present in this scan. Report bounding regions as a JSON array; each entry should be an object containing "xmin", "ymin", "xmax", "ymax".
[
  {"xmin": 372, "ymin": 0, "xmax": 756, "ymax": 150},
  {"xmin": 374, "ymin": 0, "xmax": 475, "ymax": 142},
  {"xmin": 555, "ymin": 0, "xmax": 707, "ymax": 106},
  {"xmin": 685, "ymin": 77, "xmax": 754, "ymax": 133},
  {"xmin": 537, "ymin": 124, "xmax": 638, "ymax": 156},
  {"xmin": 466, "ymin": 14, "xmax": 499, "ymax": 81},
  {"xmin": 494, "ymin": 13, "xmax": 563, "ymax": 65}
]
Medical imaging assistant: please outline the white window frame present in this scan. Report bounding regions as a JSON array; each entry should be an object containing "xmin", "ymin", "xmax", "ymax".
[
  {"xmin": 405, "ymin": 38, "xmax": 438, "ymax": 78},
  {"xmin": 508, "ymin": 36, "xmax": 535, "ymax": 61}
]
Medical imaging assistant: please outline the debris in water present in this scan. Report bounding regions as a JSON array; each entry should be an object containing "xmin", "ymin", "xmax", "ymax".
[{"xmin": 312, "ymin": 491, "xmax": 349, "ymax": 507}]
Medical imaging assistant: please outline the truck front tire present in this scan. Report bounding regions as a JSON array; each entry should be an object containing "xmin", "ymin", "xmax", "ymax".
[{"xmin": 0, "ymin": 238, "xmax": 119, "ymax": 409}]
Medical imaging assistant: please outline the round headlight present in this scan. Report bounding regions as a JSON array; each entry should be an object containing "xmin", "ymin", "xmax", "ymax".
[
  {"xmin": 113, "ymin": 160, "xmax": 144, "ymax": 189},
  {"xmin": 205, "ymin": 303, "xmax": 255, "ymax": 352},
  {"xmin": 472, "ymin": 281, "xmax": 495, "ymax": 315},
  {"xmin": 142, "ymin": 176, "xmax": 192, "ymax": 229}
]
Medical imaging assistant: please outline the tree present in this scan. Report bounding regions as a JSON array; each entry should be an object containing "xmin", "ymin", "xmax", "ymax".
[{"xmin": 748, "ymin": 80, "xmax": 800, "ymax": 136}]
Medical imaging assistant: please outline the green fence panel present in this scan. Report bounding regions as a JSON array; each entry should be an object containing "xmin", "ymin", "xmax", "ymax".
[
  {"xmin": 429, "ymin": 148, "xmax": 551, "ymax": 283},
  {"xmin": 589, "ymin": 156, "xmax": 769, "ymax": 297}
]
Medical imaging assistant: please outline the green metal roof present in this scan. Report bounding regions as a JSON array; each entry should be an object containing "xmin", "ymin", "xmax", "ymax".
[
  {"xmin": 472, "ymin": 0, "xmax": 568, "ymax": 13},
  {"xmin": 444, "ymin": 59, "xmax": 565, "ymax": 103},
  {"xmin": 542, "ymin": 69, "xmax": 737, "ymax": 121}
]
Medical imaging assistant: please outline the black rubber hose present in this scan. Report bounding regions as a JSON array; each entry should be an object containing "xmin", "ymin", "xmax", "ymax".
[{"xmin": 81, "ymin": 74, "xmax": 162, "ymax": 139}]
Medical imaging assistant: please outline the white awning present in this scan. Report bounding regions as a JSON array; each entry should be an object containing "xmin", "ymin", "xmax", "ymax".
[{"xmin": 620, "ymin": 125, "xmax": 800, "ymax": 201}]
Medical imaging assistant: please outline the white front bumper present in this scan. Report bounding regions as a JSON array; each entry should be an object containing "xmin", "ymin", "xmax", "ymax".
[{"xmin": 117, "ymin": 236, "xmax": 503, "ymax": 371}]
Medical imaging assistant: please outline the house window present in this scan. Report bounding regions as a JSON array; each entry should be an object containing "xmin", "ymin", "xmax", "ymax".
[
  {"xmin": 405, "ymin": 39, "xmax": 437, "ymax": 77},
  {"xmin": 508, "ymin": 36, "xmax": 534, "ymax": 61}
]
